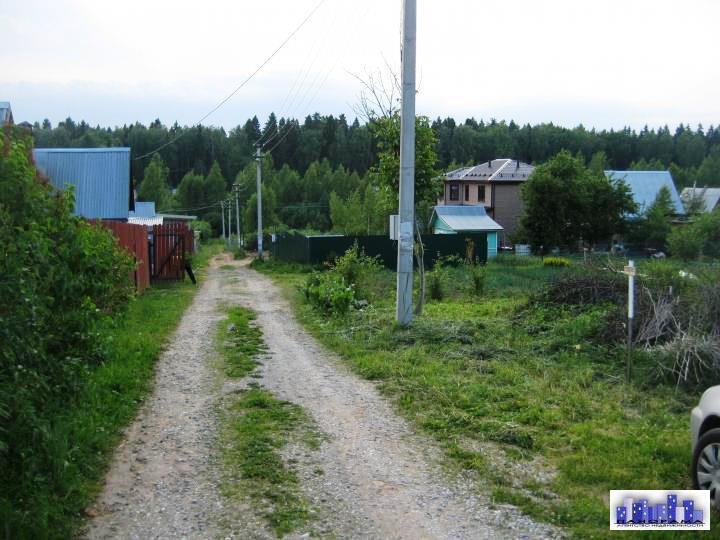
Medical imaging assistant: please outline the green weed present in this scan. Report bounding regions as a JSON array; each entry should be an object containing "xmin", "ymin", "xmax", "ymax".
[
  {"xmin": 217, "ymin": 306, "xmax": 265, "ymax": 378},
  {"xmin": 220, "ymin": 386, "xmax": 318, "ymax": 537}
]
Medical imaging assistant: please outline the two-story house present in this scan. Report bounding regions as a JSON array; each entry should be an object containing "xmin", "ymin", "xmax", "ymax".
[{"xmin": 440, "ymin": 158, "xmax": 534, "ymax": 244}]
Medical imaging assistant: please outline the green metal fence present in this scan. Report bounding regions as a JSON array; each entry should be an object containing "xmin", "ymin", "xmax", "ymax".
[{"xmin": 270, "ymin": 232, "xmax": 487, "ymax": 268}]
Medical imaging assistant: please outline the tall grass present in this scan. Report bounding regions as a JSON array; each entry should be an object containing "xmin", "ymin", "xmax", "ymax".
[{"xmin": 257, "ymin": 255, "xmax": 706, "ymax": 538}]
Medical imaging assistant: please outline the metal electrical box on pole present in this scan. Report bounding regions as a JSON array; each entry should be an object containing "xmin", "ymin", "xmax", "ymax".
[
  {"xmin": 396, "ymin": 0, "xmax": 416, "ymax": 326},
  {"xmin": 255, "ymin": 146, "xmax": 263, "ymax": 258}
]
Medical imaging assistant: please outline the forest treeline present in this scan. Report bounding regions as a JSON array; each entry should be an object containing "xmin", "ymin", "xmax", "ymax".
[
  {"xmin": 31, "ymin": 113, "xmax": 720, "ymax": 190},
  {"xmin": 29, "ymin": 112, "xmax": 720, "ymax": 235}
]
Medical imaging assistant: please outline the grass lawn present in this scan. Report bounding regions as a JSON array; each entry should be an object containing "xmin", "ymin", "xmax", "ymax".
[
  {"xmin": 4, "ymin": 241, "xmax": 223, "ymax": 539},
  {"xmin": 253, "ymin": 256, "xmax": 707, "ymax": 539}
]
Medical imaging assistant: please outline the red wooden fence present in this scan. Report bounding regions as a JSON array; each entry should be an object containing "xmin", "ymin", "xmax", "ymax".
[
  {"xmin": 150, "ymin": 223, "xmax": 194, "ymax": 281},
  {"xmin": 92, "ymin": 220, "xmax": 151, "ymax": 293}
]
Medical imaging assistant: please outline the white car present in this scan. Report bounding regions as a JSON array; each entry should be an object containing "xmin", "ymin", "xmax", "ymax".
[{"xmin": 691, "ymin": 386, "xmax": 720, "ymax": 504}]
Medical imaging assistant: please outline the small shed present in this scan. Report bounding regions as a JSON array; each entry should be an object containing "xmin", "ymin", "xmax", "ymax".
[
  {"xmin": 430, "ymin": 205, "xmax": 503, "ymax": 258},
  {"xmin": 33, "ymin": 147, "xmax": 132, "ymax": 220}
]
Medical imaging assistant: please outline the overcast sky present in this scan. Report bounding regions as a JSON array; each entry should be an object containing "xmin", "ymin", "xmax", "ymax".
[{"xmin": 2, "ymin": 0, "xmax": 719, "ymax": 131}]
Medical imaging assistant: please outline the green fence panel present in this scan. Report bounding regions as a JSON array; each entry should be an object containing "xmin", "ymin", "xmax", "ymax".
[{"xmin": 271, "ymin": 232, "xmax": 488, "ymax": 268}]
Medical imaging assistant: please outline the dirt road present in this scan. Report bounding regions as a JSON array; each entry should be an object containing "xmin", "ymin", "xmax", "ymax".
[{"xmin": 86, "ymin": 255, "xmax": 559, "ymax": 539}]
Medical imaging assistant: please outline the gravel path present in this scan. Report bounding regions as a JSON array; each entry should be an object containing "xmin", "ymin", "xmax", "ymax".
[
  {"xmin": 85, "ymin": 255, "xmax": 561, "ymax": 539},
  {"xmin": 84, "ymin": 258, "xmax": 231, "ymax": 539}
]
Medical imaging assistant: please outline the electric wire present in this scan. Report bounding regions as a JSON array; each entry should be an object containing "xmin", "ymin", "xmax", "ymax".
[
  {"xmin": 133, "ymin": 0, "xmax": 326, "ymax": 162},
  {"xmin": 255, "ymin": 0, "xmax": 342, "ymax": 150}
]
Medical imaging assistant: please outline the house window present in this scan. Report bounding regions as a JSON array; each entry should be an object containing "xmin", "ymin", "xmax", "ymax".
[
  {"xmin": 464, "ymin": 185, "xmax": 470, "ymax": 201},
  {"xmin": 478, "ymin": 185, "xmax": 486, "ymax": 201},
  {"xmin": 449, "ymin": 184, "xmax": 459, "ymax": 201}
]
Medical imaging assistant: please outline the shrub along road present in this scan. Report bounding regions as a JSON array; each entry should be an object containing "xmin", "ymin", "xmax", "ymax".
[{"xmin": 85, "ymin": 254, "xmax": 558, "ymax": 539}]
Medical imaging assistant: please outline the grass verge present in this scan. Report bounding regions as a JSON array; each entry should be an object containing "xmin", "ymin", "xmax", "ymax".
[
  {"xmin": 216, "ymin": 304, "xmax": 318, "ymax": 537},
  {"xmin": 254, "ymin": 256, "xmax": 706, "ymax": 539},
  {"xmin": 2, "ymin": 241, "xmax": 223, "ymax": 539}
]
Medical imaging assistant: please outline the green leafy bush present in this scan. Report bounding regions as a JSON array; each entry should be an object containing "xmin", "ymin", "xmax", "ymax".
[
  {"xmin": 0, "ymin": 129, "xmax": 134, "ymax": 534},
  {"xmin": 302, "ymin": 272, "xmax": 355, "ymax": 315},
  {"xmin": 428, "ymin": 260, "xmax": 447, "ymax": 300},
  {"xmin": 667, "ymin": 210, "xmax": 720, "ymax": 260},
  {"xmin": 471, "ymin": 265, "xmax": 486, "ymax": 296},
  {"xmin": 543, "ymin": 256, "xmax": 572, "ymax": 268},
  {"xmin": 232, "ymin": 245, "xmax": 247, "ymax": 259},
  {"xmin": 190, "ymin": 219, "xmax": 212, "ymax": 241},
  {"xmin": 332, "ymin": 242, "xmax": 381, "ymax": 299}
]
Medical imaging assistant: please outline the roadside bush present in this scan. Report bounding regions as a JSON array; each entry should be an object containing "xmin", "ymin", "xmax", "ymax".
[
  {"xmin": 302, "ymin": 272, "xmax": 355, "ymax": 315},
  {"xmin": 667, "ymin": 210, "xmax": 720, "ymax": 260},
  {"xmin": 542, "ymin": 256, "xmax": 571, "ymax": 268},
  {"xmin": 428, "ymin": 260, "xmax": 447, "ymax": 300},
  {"xmin": 232, "ymin": 245, "xmax": 247, "ymax": 259},
  {"xmin": 331, "ymin": 243, "xmax": 382, "ymax": 301},
  {"xmin": 190, "ymin": 219, "xmax": 212, "ymax": 241},
  {"xmin": 0, "ymin": 128, "xmax": 134, "ymax": 533},
  {"xmin": 471, "ymin": 265, "xmax": 486, "ymax": 296},
  {"xmin": 667, "ymin": 225, "xmax": 704, "ymax": 260}
]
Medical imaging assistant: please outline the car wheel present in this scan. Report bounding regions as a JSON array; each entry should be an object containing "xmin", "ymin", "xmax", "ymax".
[{"xmin": 693, "ymin": 427, "xmax": 720, "ymax": 507}]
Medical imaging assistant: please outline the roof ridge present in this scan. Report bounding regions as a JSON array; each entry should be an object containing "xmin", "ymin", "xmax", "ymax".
[{"xmin": 488, "ymin": 158, "xmax": 512, "ymax": 181}]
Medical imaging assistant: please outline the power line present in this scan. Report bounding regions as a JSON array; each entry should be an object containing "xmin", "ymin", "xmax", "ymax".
[
  {"xmin": 134, "ymin": 0, "xmax": 326, "ymax": 162},
  {"xmin": 256, "ymin": 1, "xmax": 341, "ymax": 149},
  {"xmin": 263, "ymin": 0, "xmax": 372, "ymax": 156}
]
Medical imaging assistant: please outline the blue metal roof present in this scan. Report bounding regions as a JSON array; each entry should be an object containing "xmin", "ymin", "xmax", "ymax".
[
  {"xmin": 604, "ymin": 170, "xmax": 685, "ymax": 215},
  {"xmin": 130, "ymin": 201, "xmax": 156, "ymax": 218},
  {"xmin": 33, "ymin": 148, "xmax": 131, "ymax": 220},
  {"xmin": 431, "ymin": 205, "xmax": 504, "ymax": 231},
  {"xmin": 0, "ymin": 101, "xmax": 12, "ymax": 126}
]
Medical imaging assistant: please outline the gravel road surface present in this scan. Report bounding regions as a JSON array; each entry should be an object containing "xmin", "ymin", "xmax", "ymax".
[{"xmin": 85, "ymin": 255, "xmax": 560, "ymax": 539}]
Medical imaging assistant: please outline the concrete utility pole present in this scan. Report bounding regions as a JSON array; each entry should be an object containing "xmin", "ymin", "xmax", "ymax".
[
  {"xmin": 234, "ymin": 184, "xmax": 242, "ymax": 247},
  {"xmin": 396, "ymin": 0, "xmax": 417, "ymax": 326},
  {"xmin": 255, "ymin": 145, "xmax": 263, "ymax": 258},
  {"xmin": 227, "ymin": 198, "xmax": 232, "ymax": 247},
  {"xmin": 221, "ymin": 200, "xmax": 226, "ymax": 243}
]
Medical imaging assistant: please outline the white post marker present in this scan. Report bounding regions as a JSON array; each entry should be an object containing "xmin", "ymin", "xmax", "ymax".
[
  {"xmin": 396, "ymin": 0, "xmax": 416, "ymax": 326},
  {"xmin": 624, "ymin": 260, "xmax": 635, "ymax": 382}
]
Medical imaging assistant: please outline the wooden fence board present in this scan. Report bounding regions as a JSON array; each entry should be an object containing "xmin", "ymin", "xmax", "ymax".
[{"xmin": 91, "ymin": 220, "xmax": 151, "ymax": 293}]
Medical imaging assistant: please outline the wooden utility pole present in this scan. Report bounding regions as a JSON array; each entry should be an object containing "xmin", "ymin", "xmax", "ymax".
[
  {"xmin": 396, "ymin": 0, "xmax": 416, "ymax": 325},
  {"xmin": 255, "ymin": 146, "xmax": 263, "ymax": 258}
]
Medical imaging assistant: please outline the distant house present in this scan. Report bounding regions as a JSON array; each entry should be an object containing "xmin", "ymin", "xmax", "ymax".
[
  {"xmin": 604, "ymin": 170, "xmax": 685, "ymax": 216},
  {"xmin": 680, "ymin": 187, "xmax": 720, "ymax": 213},
  {"xmin": 33, "ymin": 147, "xmax": 132, "ymax": 220},
  {"xmin": 441, "ymin": 159, "xmax": 534, "ymax": 244},
  {"xmin": 430, "ymin": 205, "xmax": 503, "ymax": 258},
  {"xmin": 129, "ymin": 201, "xmax": 196, "ymax": 227},
  {"xmin": 0, "ymin": 102, "xmax": 13, "ymax": 126}
]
